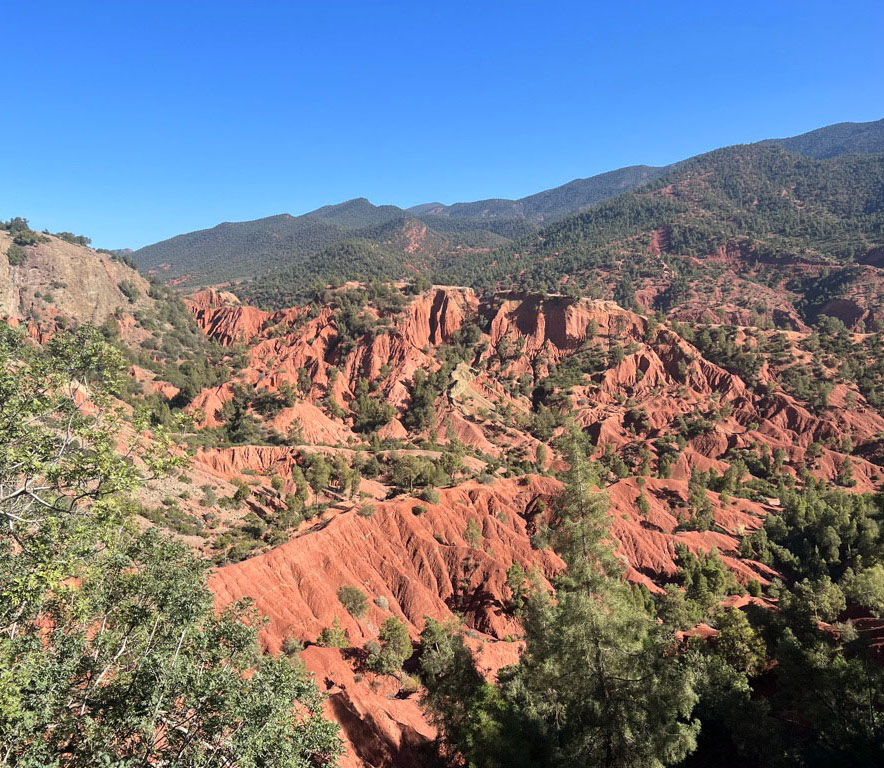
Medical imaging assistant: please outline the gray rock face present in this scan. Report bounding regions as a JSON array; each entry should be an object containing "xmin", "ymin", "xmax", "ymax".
[{"xmin": 1, "ymin": 232, "xmax": 150, "ymax": 326}]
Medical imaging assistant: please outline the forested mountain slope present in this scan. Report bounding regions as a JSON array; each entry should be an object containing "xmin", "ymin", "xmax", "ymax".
[
  {"xmin": 133, "ymin": 116, "xmax": 884, "ymax": 293},
  {"xmin": 765, "ymin": 116, "xmax": 884, "ymax": 158},
  {"xmin": 415, "ymin": 116, "xmax": 884, "ymax": 219},
  {"xmin": 239, "ymin": 143, "xmax": 884, "ymax": 329},
  {"xmin": 411, "ymin": 163, "xmax": 670, "ymax": 222},
  {"xmin": 439, "ymin": 144, "xmax": 884, "ymax": 294}
]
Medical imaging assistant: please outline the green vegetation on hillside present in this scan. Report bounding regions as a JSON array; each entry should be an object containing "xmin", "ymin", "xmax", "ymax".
[
  {"xmin": 421, "ymin": 444, "xmax": 699, "ymax": 767},
  {"xmin": 437, "ymin": 145, "xmax": 884, "ymax": 297},
  {"xmin": 178, "ymin": 143, "xmax": 884, "ymax": 317},
  {"xmin": 421, "ymin": 439, "xmax": 884, "ymax": 767},
  {"xmin": 131, "ymin": 117, "xmax": 884, "ymax": 310},
  {"xmin": 0, "ymin": 325, "xmax": 342, "ymax": 765}
]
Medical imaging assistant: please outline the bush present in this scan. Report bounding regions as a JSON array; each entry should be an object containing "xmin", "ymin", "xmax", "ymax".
[
  {"xmin": 351, "ymin": 378, "xmax": 396, "ymax": 433},
  {"xmin": 282, "ymin": 634, "xmax": 303, "ymax": 655},
  {"xmin": 6, "ymin": 244, "xmax": 27, "ymax": 266},
  {"xmin": 233, "ymin": 481, "xmax": 250, "ymax": 504},
  {"xmin": 357, "ymin": 502, "xmax": 376, "ymax": 518},
  {"xmin": 304, "ymin": 454, "xmax": 332, "ymax": 493},
  {"xmin": 55, "ymin": 231, "xmax": 92, "ymax": 246},
  {"xmin": 419, "ymin": 487, "xmax": 440, "ymax": 503},
  {"xmin": 364, "ymin": 639, "xmax": 381, "ymax": 660},
  {"xmin": 200, "ymin": 485, "xmax": 217, "ymax": 507},
  {"xmin": 464, "ymin": 518, "xmax": 482, "ymax": 546},
  {"xmin": 337, "ymin": 585, "xmax": 368, "ymax": 618},
  {"xmin": 118, "ymin": 280, "xmax": 140, "ymax": 303},
  {"xmin": 317, "ymin": 617, "xmax": 349, "ymax": 647},
  {"xmin": 366, "ymin": 616, "xmax": 412, "ymax": 676}
]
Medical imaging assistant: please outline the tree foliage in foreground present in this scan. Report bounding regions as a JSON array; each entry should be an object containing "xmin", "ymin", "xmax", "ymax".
[
  {"xmin": 421, "ymin": 432, "xmax": 884, "ymax": 767},
  {"xmin": 0, "ymin": 325, "xmax": 342, "ymax": 766},
  {"xmin": 420, "ymin": 442, "xmax": 699, "ymax": 768}
]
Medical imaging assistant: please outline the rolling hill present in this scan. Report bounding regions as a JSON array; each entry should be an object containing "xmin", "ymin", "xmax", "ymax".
[
  {"xmin": 763, "ymin": 116, "xmax": 884, "ymax": 158},
  {"xmin": 410, "ymin": 163, "xmax": 671, "ymax": 222},
  {"xmin": 240, "ymin": 140, "xmax": 884, "ymax": 321}
]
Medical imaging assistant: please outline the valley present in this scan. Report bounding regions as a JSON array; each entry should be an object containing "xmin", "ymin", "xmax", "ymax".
[{"xmin": 3, "ymin": 114, "xmax": 884, "ymax": 767}]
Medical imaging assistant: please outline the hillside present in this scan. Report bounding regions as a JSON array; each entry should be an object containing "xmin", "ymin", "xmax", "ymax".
[
  {"xmin": 8, "ymin": 115, "xmax": 884, "ymax": 768},
  {"xmin": 241, "ymin": 143, "xmax": 884, "ymax": 324},
  {"xmin": 137, "ymin": 283, "xmax": 884, "ymax": 764},
  {"xmin": 436, "ymin": 144, "xmax": 884, "ymax": 323},
  {"xmin": 133, "ymin": 212, "xmax": 355, "ymax": 283},
  {"xmin": 133, "ymin": 116, "xmax": 884, "ymax": 294},
  {"xmin": 414, "ymin": 116, "xmax": 884, "ymax": 221},
  {"xmin": 6, "ymin": 242, "xmax": 884, "ymax": 765},
  {"xmin": 765, "ymin": 116, "xmax": 884, "ymax": 158},
  {"xmin": 133, "ymin": 202, "xmax": 508, "ymax": 291},
  {"xmin": 411, "ymin": 163, "xmax": 670, "ymax": 222},
  {"xmin": 0, "ymin": 219, "xmax": 151, "ymax": 333}
]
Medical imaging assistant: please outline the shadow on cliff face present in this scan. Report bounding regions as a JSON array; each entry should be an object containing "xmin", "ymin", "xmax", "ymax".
[{"xmin": 328, "ymin": 691, "xmax": 442, "ymax": 768}]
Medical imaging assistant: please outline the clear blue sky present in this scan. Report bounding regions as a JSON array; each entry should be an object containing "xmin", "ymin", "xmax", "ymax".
[{"xmin": 2, "ymin": 1, "xmax": 882, "ymax": 248}]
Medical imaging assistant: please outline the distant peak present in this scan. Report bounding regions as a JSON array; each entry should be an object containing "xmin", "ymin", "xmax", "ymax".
[{"xmin": 407, "ymin": 202, "xmax": 446, "ymax": 214}]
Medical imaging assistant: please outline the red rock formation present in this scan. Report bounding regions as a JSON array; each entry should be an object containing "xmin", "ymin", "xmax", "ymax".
[{"xmin": 170, "ymin": 285, "xmax": 884, "ymax": 765}]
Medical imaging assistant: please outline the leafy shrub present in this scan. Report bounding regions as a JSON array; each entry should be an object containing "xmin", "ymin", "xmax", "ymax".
[
  {"xmin": 337, "ymin": 585, "xmax": 368, "ymax": 618},
  {"xmin": 6, "ymin": 244, "xmax": 27, "ymax": 266},
  {"xmin": 464, "ymin": 518, "xmax": 482, "ymax": 546},
  {"xmin": 317, "ymin": 617, "xmax": 349, "ymax": 647},
  {"xmin": 118, "ymin": 280, "xmax": 140, "ymax": 303},
  {"xmin": 282, "ymin": 634, "xmax": 303, "ymax": 655},
  {"xmin": 366, "ymin": 617, "xmax": 412, "ymax": 675},
  {"xmin": 419, "ymin": 487, "xmax": 440, "ymax": 503}
]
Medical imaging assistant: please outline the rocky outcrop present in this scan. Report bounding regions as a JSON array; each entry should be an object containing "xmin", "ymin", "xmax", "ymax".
[
  {"xmin": 0, "ymin": 231, "xmax": 150, "ymax": 329},
  {"xmin": 173, "ymin": 284, "xmax": 884, "ymax": 765}
]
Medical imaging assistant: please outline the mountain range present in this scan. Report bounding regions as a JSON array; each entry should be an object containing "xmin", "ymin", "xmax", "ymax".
[
  {"xmin": 6, "ymin": 113, "xmax": 884, "ymax": 767},
  {"xmin": 133, "ymin": 117, "xmax": 884, "ymax": 293}
]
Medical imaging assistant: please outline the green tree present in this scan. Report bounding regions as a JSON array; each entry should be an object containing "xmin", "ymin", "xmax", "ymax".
[
  {"xmin": 713, "ymin": 608, "xmax": 767, "ymax": 676},
  {"xmin": 503, "ymin": 445, "xmax": 699, "ymax": 767},
  {"xmin": 304, "ymin": 453, "xmax": 332, "ymax": 493},
  {"xmin": 337, "ymin": 585, "xmax": 368, "ymax": 618},
  {"xmin": 419, "ymin": 618, "xmax": 530, "ymax": 767},
  {"xmin": 403, "ymin": 368, "xmax": 439, "ymax": 431},
  {"xmin": 317, "ymin": 617, "xmax": 349, "ymax": 648},
  {"xmin": 422, "ymin": 442, "xmax": 699, "ymax": 768},
  {"xmin": 351, "ymin": 378, "xmax": 396, "ymax": 433},
  {"xmin": 221, "ymin": 384, "xmax": 265, "ymax": 444},
  {"xmin": 291, "ymin": 463, "xmax": 309, "ymax": 502},
  {"xmin": 0, "ymin": 325, "xmax": 342, "ymax": 766},
  {"xmin": 506, "ymin": 562, "xmax": 528, "ymax": 613},
  {"xmin": 367, "ymin": 617, "xmax": 412, "ymax": 676}
]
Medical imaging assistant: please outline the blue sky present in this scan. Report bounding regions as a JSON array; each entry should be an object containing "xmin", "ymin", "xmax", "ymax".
[{"xmin": 2, "ymin": 1, "xmax": 882, "ymax": 248}]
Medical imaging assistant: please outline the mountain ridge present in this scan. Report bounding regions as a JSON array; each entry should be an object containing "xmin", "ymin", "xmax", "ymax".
[{"xmin": 132, "ymin": 115, "xmax": 884, "ymax": 291}]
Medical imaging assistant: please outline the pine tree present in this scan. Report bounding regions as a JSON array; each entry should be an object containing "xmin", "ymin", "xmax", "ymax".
[
  {"xmin": 503, "ymin": 443, "xmax": 700, "ymax": 767},
  {"xmin": 420, "ymin": 441, "xmax": 700, "ymax": 768}
]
